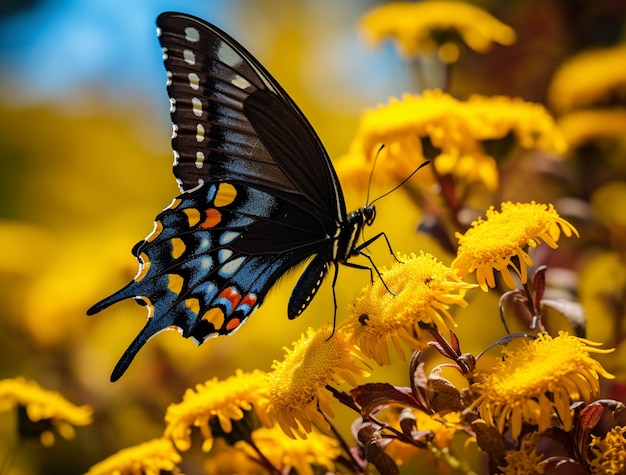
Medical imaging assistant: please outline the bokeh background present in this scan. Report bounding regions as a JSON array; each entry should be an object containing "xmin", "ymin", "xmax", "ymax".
[{"xmin": 0, "ymin": 0, "xmax": 625, "ymax": 473}]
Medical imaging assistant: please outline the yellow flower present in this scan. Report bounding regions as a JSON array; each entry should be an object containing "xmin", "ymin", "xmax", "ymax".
[
  {"xmin": 85, "ymin": 438, "xmax": 181, "ymax": 475},
  {"xmin": 360, "ymin": 1, "xmax": 515, "ymax": 63},
  {"xmin": 558, "ymin": 109, "xmax": 626, "ymax": 148},
  {"xmin": 588, "ymin": 425, "xmax": 626, "ymax": 475},
  {"xmin": 237, "ymin": 426, "xmax": 340, "ymax": 475},
  {"xmin": 470, "ymin": 332, "xmax": 614, "ymax": 439},
  {"xmin": 452, "ymin": 202, "xmax": 579, "ymax": 291},
  {"xmin": 0, "ymin": 377, "xmax": 92, "ymax": 447},
  {"xmin": 344, "ymin": 252, "xmax": 475, "ymax": 365},
  {"xmin": 348, "ymin": 91, "xmax": 564, "ymax": 192},
  {"xmin": 462, "ymin": 95, "xmax": 567, "ymax": 153},
  {"xmin": 266, "ymin": 324, "xmax": 369, "ymax": 438},
  {"xmin": 498, "ymin": 433, "xmax": 545, "ymax": 475},
  {"xmin": 163, "ymin": 369, "xmax": 270, "ymax": 452},
  {"xmin": 548, "ymin": 44, "xmax": 626, "ymax": 113}
]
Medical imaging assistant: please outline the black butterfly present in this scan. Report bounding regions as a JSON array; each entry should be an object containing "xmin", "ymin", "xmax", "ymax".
[{"xmin": 88, "ymin": 12, "xmax": 388, "ymax": 381}]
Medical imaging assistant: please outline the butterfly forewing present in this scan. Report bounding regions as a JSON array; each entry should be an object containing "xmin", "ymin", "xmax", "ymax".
[{"xmin": 158, "ymin": 12, "xmax": 345, "ymax": 218}]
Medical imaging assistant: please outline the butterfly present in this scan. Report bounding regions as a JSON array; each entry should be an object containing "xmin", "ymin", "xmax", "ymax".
[{"xmin": 88, "ymin": 11, "xmax": 388, "ymax": 381}]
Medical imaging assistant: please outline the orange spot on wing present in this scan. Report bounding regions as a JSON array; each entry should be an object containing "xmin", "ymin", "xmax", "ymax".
[
  {"xmin": 135, "ymin": 253, "xmax": 151, "ymax": 282},
  {"xmin": 170, "ymin": 237, "xmax": 186, "ymax": 259},
  {"xmin": 185, "ymin": 297, "xmax": 200, "ymax": 315},
  {"xmin": 225, "ymin": 317, "xmax": 241, "ymax": 332},
  {"xmin": 202, "ymin": 307, "xmax": 225, "ymax": 330},
  {"xmin": 184, "ymin": 207, "xmax": 201, "ymax": 227},
  {"xmin": 214, "ymin": 183, "xmax": 237, "ymax": 207},
  {"xmin": 168, "ymin": 273, "xmax": 184, "ymax": 294},
  {"xmin": 201, "ymin": 208, "xmax": 221, "ymax": 228}
]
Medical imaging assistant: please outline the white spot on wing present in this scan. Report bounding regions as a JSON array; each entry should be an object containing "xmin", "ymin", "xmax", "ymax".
[
  {"xmin": 219, "ymin": 231, "xmax": 240, "ymax": 245},
  {"xmin": 166, "ymin": 70, "xmax": 172, "ymax": 87},
  {"xmin": 217, "ymin": 43, "xmax": 242, "ymax": 68},
  {"xmin": 200, "ymin": 256, "xmax": 213, "ymax": 269},
  {"xmin": 185, "ymin": 27, "xmax": 200, "ymax": 42},
  {"xmin": 232, "ymin": 75, "xmax": 251, "ymax": 89},
  {"xmin": 156, "ymin": 27, "xmax": 162, "ymax": 37},
  {"xmin": 191, "ymin": 97, "xmax": 203, "ymax": 117},
  {"xmin": 199, "ymin": 237, "xmax": 211, "ymax": 250},
  {"xmin": 196, "ymin": 124, "xmax": 205, "ymax": 142},
  {"xmin": 162, "ymin": 47, "xmax": 168, "ymax": 61},
  {"xmin": 171, "ymin": 123, "xmax": 179, "ymax": 138},
  {"xmin": 188, "ymin": 72, "xmax": 200, "ymax": 90},
  {"xmin": 219, "ymin": 256, "xmax": 245, "ymax": 278},
  {"xmin": 195, "ymin": 151, "xmax": 205, "ymax": 168},
  {"xmin": 172, "ymin": 150, "xmax": 180, "ymax": 165},
  {"xmin": 183, "ymin": 48, "xmax": 196, "ymax": 65},
  {"xmin": 218, "ymin": 249, "xmax": 233, "ymax": 263},
  {"xmin": 169, "ymin": 98, "xmax": 176, "ymax": 113}
]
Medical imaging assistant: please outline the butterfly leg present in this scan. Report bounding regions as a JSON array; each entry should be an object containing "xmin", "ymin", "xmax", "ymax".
[
  {"xmin": 355, "ymin": 231, "xmax": 401, "ymax": 263},
  {"xmin": 343, "ymin": 256, "xmax": 397, "ymax": 296},
  {"xmin": 328, "ymin": 263, "xmax": 340, "ymax": 338}
]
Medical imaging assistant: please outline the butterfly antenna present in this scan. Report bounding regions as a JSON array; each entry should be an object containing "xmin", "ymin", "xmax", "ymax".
[
  {"xmin": 369, "ymin": 160, "xmax": 430, "ymax": 207},
  {"xmin": 365, "ymin": 144, "xmax": 386, "ymax": 206}
]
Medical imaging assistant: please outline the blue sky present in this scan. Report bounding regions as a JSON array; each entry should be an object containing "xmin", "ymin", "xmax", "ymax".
[{"xmin": 0, "ymin": 0, "xmax": 410, "ymax": 116}]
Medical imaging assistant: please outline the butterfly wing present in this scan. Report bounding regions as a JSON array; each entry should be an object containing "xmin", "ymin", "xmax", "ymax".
[
  {"xmin": 88, "ymin": 12, "xmax": 347, "ymax": 380},
  {"xmin": 160, "ymin": 12, "xmax": 345, "ymax": 216}
]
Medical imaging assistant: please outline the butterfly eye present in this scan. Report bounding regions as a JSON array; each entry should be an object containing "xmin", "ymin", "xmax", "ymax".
[{"xmin": 364, "ymin": 205, "xmax": 376, "ymax": 226}]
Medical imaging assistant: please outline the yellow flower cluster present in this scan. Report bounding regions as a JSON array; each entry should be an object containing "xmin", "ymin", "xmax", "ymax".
[
  {"xmin": 548, "ymin": 44, "xmax": 626, "ymax": 113},
  {"xmin": 341, "ymin": 90, "xmax": 565, "ymax": 191},
  {"xmin": 237, "ymin": 427, "xmax": 341, "ymax": 475},
  {"xmin": 588, "ymin": 425, "xmax": 626, "ymax": 475},
  {"xmin": 266, "ymin": 324, "xmax": 369, "ymax": 438},
  {"xmin": 452, "ymin": 202, "xmax": 579, "ymax": 291},
  {"xmin": 360, "ymin": 1, "xmax": 515, "ymax": 62},
  {"xmin": 344, "ymin": 252, "xmax": 475, "ymax": 364},
  {"xmin": 0, "ymin": 378, "xmax": 92, "ymax": 447},
  {"xmin": 85, "ymin": 438, "xmax": 181, "ymax": 475},
  {"xmin": 470, "ymin": 332, "xmax": 614, "ymax": 439},
  {"xmin": 498, "ymin": 433, "xmax": 546, "ymax": 475},
  {"xmin": 164, "ymin": 369, "xmax": 270, "ymax": 451}
]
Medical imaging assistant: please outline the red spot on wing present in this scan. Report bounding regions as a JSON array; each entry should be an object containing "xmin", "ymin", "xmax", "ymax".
[
  {"xmin": 200, "ymin": 208, "xmax": 221, "ymax": 228},
  {"xmin": 241, "ymin": 293, "xmax": 257, "ymax": 307},
  {"xmin": 219, "ymin": 287, "xmax": 242, "ymax": 307},
  {"xmin": 225, "ymin": 317, "xmax": 241, "ymax": 332}
]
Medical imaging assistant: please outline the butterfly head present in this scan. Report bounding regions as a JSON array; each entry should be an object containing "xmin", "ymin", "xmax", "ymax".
[{"xmin": 363, "ymin": 205, "xmax": 376, "ymax": 226}]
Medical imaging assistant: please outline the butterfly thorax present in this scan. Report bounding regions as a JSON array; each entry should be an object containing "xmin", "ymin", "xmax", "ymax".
[
  {"xmin": 335, "ymin": 205, "xmax": 375, "ymax": 263},
  {"xmin": 287, "ymin": 204, "xmax": 375, "ymax": 319}
]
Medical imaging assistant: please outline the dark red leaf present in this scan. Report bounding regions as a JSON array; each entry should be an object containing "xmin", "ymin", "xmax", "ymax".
[
  {"xmin": 350, "ymin": 383, "xmax": 423, "ymax": 416},
  {"xmin": 573, "ymin": 403, "xmax": 604, "ymax": 460},
  {"xmin": 533, "ymin": 265, "xmax": 547, "ymax": 311}
]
